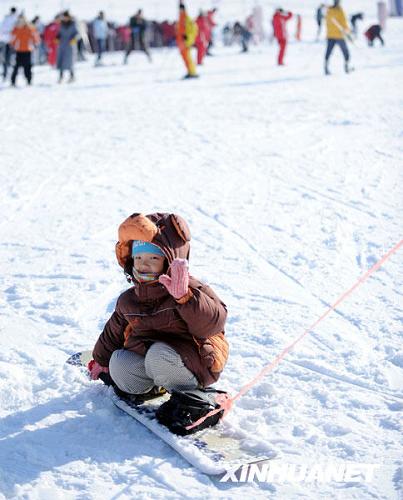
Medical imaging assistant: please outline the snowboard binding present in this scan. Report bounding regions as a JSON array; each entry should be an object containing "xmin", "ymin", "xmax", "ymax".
[{"xmin": 156, "ymin": 388, "xmax": 229, "ymax": 436}]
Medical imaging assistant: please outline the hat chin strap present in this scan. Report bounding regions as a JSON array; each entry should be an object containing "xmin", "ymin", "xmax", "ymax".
[{"xmin": 132, "ymin": 267, "xmax": 160, "ymax": 284}]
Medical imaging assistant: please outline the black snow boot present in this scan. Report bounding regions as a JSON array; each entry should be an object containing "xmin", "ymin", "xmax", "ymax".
[
  {"xmin": 114, "ymin": 384, "xmax": 167, "ymax": 405},
  {"xmin": 98, "ymin": 372, "xmax": 166, "ymax": 405}
]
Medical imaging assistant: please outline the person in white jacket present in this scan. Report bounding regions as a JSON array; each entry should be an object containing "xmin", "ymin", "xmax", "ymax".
[
  {"xmin": 1, "ymin": 7, "xmax": 18, "ymax": 80},
  {"xmin": 92, "ymin": 11, "xmax": 108, "ymax": 65}
]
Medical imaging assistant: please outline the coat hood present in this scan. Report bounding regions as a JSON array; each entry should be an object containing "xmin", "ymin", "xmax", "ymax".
[{"xmin": 115, "ymin": 212, "xmax": 191, "ymax": 270}]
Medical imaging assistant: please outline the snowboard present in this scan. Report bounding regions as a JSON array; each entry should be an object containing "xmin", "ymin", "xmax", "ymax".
[{"xmin": 66, "ymin": 350, "xmax": 276, "ymax": 475}]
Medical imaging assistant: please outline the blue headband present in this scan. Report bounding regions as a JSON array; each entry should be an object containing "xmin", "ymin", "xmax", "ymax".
[{"xmin": 131, "ymin": 240, "xmax": 165, "ymax": 258}]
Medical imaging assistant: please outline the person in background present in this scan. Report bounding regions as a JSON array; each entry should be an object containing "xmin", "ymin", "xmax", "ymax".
[
  {"xmin": 272, "ymin": 8, "xmax": 292, "ymax": 66},
  {"xmin": 324, "ymin": 0, "xmax": 351, "ymax": 75},
  {"xmin": 43, "ymin": 15, "xmax": 60, "ymax": 66},
  {"xmin": 364, "ymin": 24, "xmax": 384, "ymax": 46},
  {"xmin": 295, "ymin": 14, "xmax": 302, "ymax": 41},
  {"xmin": 195, "ymin": 11, "xmax": 208, "ymax": 65},
  {"xmin": 232, "ymin": 21, "xmax": 251, "ymax": 53},
  {"xmin": 245, "ymin": 13, "xmax": 255, "ymax": 44},
  {"xmin": 76, "ymin": 19, "xmax": 90, "ymax": 61},
  {"xmin": 148, "ymin": 21, "xmax": 162, "ymax": 48},
  {"xmin": 350, "ymin": 12, "xmax": 364, "ymax": 37},
  {"xmin": 176, "ymin": 2, "xmax": 198, "ymax": 79},
  {"xmin": 1, "ymin": 6, "xmax": 18, "ymax": 80},
  {"xmin": 107, "ymin": 22, "xmax": 118, "ymax": 51},
  {"xmin": 315, "ymin": 4, "xmax": 325, "ymax": 41},
  {"xmin": 251, "ymin": 5, "xmax": 264, "ymax": 44},
  {"xmin": 56, "ymin": 11, "xmax": 78, "ymax": 83},
  {"xmin": 205, "ymin": 8, "xmax": 217, "ymax": 56},
  {"xmin": 10, "ymin": 14, "xmax": 39, "ymax": 86},
  {"xmin": 124, "ymin": 9, "xmax": 151, "ymax": 64},
  {"xmin": 160, "ymin": 20, "xmax": 176, "ymax": 47},
  {"xmin": 117, "ymin": 24, "xmax": 131, "ymax": 49},
  {"xmin": 222, "ymin": 23, "xmax": 232, "ymax": 46},
  {"xmin": 31, "ymin": 16, "xmax": 46, "ymax": 64},
  {"xmin": 92, "ymin": 11, "xmax": 108, "ymax": 65}
]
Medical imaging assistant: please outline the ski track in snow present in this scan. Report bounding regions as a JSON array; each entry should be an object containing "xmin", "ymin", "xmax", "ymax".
[{"xmin": 0, "ymin": 1, "xmax": 402, "ymax": 498}]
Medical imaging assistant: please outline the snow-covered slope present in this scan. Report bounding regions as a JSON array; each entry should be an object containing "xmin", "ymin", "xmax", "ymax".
[{"xmin": 0, "ymin": 1, "xmax": 402, "ymax": 498}]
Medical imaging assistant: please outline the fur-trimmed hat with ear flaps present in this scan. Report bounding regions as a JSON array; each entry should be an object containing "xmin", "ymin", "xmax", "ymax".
[{"xmin": 115, "ymin": 213, "xmax": 191, "ymax": 269}]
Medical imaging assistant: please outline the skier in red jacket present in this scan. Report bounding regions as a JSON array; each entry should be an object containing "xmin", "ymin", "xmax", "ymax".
[
  {"xmin": 195, "ymin": 11, "xmax": 208, "ymax": 65},
  {"xmin": 43, "ymin": 16, "xmax": 60, "ymax": 66},
  {"xmin": 205, "ymin": 8, "xmax": 217, "ymax": 55},
  {"xmin": 272, "ymin": 8, "xmax": 292, "ymax": 65}
]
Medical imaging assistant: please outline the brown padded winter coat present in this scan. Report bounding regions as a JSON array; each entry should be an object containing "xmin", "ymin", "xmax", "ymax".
[{"xmin": 92, "ymin": 212, "xmax": 229, "ymax": 387}]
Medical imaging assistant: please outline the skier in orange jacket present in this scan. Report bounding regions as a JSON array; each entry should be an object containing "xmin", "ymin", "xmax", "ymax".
[
  {"xmin": 10, "ymin": 15, "xmax": 40, "ymax": 86},
  {"xmin": 176, "ymin": 3, "xmax": 198, "ymax": 79}
]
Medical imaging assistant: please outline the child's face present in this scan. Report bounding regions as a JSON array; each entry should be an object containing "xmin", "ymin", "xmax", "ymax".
[{"xmin": 133, "ymin": 253, "xmax": 165, "ymax": 274}]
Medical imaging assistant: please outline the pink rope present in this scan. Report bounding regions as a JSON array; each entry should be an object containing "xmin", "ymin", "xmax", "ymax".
[{"xmin": 185, "ymin": 239, "xmax": 403, "ymax": 431}]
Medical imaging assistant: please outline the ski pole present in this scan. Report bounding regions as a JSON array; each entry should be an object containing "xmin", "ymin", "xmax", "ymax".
[{"xmin": 330, "ymin": 16, "xmax": 354, "ymax": 44}]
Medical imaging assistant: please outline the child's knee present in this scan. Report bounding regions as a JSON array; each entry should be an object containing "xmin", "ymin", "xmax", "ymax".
[
  {"xmin": 109, "ymin": 349, "xmax": 152, "ymax": 394},
  {"xmin": 145, "ymin": 342, "xmax": 198, "ymax": 390},
  {"xmin": 145, "ymin": 342, "xmax": 178, "ymax": 370},
  {"xmin": 109, "ymin": 349, "xmax": 124, "ymax": 373}
]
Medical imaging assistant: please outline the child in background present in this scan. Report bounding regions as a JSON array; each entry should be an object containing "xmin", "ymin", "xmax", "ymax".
[{"xmin": 364, "ymin": 24, "xmax": 384, "ymax": 46}]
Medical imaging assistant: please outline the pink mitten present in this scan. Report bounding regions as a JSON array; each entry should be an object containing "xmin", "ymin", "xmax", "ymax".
[
  {"xmin": 88, "ymin": 359, "xmax": 109, "ymax": 380},
  {"xmin": 159, "ymin": 258, "xmax": 189, "ymax": 299}
]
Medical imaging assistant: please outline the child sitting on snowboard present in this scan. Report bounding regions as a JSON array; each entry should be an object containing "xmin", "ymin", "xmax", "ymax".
[{"xmin": 89, "ymin": 212, "xmax": 229, "ymax": 397}]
